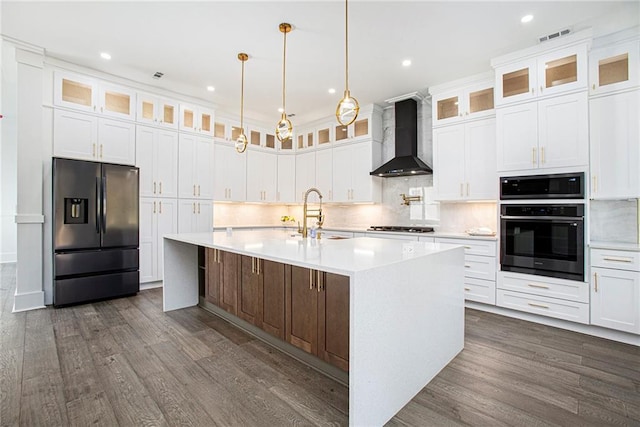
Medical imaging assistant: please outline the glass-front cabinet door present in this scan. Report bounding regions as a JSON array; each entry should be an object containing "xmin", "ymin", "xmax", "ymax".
[
  {"xmin": 99, "ymin": 83, "xmax": 135, "ymax": 120},
  {"xmin": 54, "ymin": 72, "xmax": 98, "ymax": 113},
  {"xmin": 137, "ymin": 94, "xmax": 177, "ymax": 127},
  {"xmin": 537, "ymin": 44, "xmax": 588, "ymax": 97},
  {"xmin": 432, "ymin": 81, "xmax": 494, "ymax": 126},
  {"xmin": 495, "ymin": 59, "xmax": 536, "ymax": 106},
  {"xmin": 589, "ymin": 40, "xmax": 639, "ymax": 95}
]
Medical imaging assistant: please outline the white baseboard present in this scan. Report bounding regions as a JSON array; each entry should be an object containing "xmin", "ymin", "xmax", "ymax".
[
  {"xmin": 12, "ymin": 289, "xmax": 45, "ymax": 312},
  {"xmin": 140, "ymin": 281, "xmax": 163, "ymax": 291}
]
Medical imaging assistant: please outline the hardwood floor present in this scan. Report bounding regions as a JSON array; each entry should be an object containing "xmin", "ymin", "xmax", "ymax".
[{"xmin": 1, "ymin": 263, "xmax": 639, "ymax": 426}]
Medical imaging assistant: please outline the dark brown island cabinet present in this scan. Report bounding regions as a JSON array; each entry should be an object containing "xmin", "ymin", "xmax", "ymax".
[{"xmin": 203, "ymin": 248, "xmax": 349, "ymax": 371}]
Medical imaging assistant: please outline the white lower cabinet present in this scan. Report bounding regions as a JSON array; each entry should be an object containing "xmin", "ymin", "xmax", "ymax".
[
  {"xmin": 178, "ymin": 200, "xmax": 213, "ymax": 233},
  {"xmin": 53, "ymin": 109, "xmax": 135, "ymax": 165},
  {"xmin": 590, "ymin": 249, "xmax": 640, "ymax": 334},
  {"xmin": 140, "ymin": 198, "xmax": 177, "ymax": 283},
  {"xmin": 497, "ymin": 271, "xmax": 589, "ymax": 324},
  {"xmin": 436, "ymin": 237, "xmax": 497, "ymax": 305}
]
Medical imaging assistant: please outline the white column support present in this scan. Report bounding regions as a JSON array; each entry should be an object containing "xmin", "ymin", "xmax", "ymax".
[{"xmin": 13, "ymin": 48, "xmax": 45, "ymax": 312}]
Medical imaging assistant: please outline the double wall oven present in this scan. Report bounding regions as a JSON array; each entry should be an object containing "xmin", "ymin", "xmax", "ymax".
[{"xmin": 500, "ymin": 173, "xmax": 585, "ymax": 282}]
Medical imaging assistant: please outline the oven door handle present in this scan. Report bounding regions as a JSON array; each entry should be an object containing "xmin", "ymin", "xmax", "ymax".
[{"xmin": 501, "ymin": 215, "xmax": 583, "ymax": 221}]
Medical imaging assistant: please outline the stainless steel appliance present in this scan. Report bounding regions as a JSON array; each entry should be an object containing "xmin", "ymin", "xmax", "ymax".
[
  {"xmin": 500, "ymin": 204, "xmax": 584, "ymax": 281},
  {"xmin": 368, "ymin": 226, "xmax": 434, "ymax": 233},
  {"xmin": 53, "ymin": 158, "xmax": 139, "ymax": 306},
  {"xmin": 500, "ymin": 172, "xmax": 584, "ymax": 200}
]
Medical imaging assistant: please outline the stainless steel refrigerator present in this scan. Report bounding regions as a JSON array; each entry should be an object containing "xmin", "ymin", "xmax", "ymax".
[{"xmin": 53, "ymin": 157, "xmax": 139, "ymax": 306}]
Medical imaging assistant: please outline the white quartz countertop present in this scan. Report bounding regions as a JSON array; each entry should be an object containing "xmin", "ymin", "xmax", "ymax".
[{"xmin": 165, "ymin": 229, "xmax": 462, "ymax": 276}]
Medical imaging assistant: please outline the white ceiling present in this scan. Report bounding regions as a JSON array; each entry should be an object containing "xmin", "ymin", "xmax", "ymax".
[{"xmin": 2, "ymin": 1, "xmax": 639, "ymax": 124}]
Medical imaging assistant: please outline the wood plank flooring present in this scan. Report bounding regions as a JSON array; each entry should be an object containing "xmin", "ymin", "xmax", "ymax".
[{"xmin": 1, "ymin": 263, "xmax": 639, "ymax": 426}]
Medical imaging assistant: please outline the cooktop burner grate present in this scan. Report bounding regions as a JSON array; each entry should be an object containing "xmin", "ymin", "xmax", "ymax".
[{"xmin": 368, "ymin": 225, "xmax": 434, "ymax": 233}]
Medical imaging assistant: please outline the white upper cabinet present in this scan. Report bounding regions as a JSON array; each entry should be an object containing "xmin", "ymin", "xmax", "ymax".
[
  {"xmin": 180, "ymin": 103, "xmax": 214, "ymax": 136},
  {"xmin": 589, "ymin": 38, "xmax": 639, "ymax": 95},
  {"xmin": 590, "ymin": 90, "xmax": 640, "ymax": 199},
  {"xmin": 213, "ymin": 142, "xmax": 246, "ymax": 202},
  {"xmin": 277, "ymin": 154, "xmax": 296, "ymax": 203},
  {"xmin": 53, "ymin": 109, "xmax": 135, "ymax": 165},
  {"xmin": 315, "ymin": 149, "xmax": 333, "ymax": 202},
  {"xmin": 178, "ymin": 134, "xmax": 213, "ymax": 199},
  {"xmin": 332, "ymin": 141, "xmax": 381, "ymax": 203},
  {"xmin": 246, "ymin": 150, "xmax": 277, "ymax": 202},
  {"xmin": 497, "ymin": 91, "xmax": 588, "ymax": 172},
  {"xmin": 136, "ymin": 126, "xmax": 178, "ymax": 199},
  {"xmin": 295, "ymin": 151, "xmax": 316, "ymax": 203},
  {"xmin": 493, "ymin": 39, "xmax": 589, "ymax": 106},
  {"xmin": 434, "ymin": 119, "xmax": 497, "ymax": 201},
  {"xmin": 137, "ymin": 93, "xmax": 178, "ymax": 129},
  {"xmin": 431, "ymin": 78, "xmax": 495, "ymax": 126},
  {"xmin": 54, "ymin": 71, "xmax": 135, "ymax": 120}
]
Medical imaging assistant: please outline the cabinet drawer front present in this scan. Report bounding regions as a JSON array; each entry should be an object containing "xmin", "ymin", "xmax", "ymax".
[
  {"xmin": 591, "ymin": 249, "xmax": 640, "ymax": 271},
  {"xmin": 435, "ymin": 237, "xmax": 497, "ymax": 256},
  {"xmin": 464, "ymin": 277, "xmax": 496, "ymax": 305},
  {"xmin": 497, "ymin": 290, "xmax": 589, "ymax": 324},
  {"xmin": 498, "ymin": 272, "xmax": 589, "ymax": 303},
  {"xmin": 464, "ymin": 254, "xmax": 496, "ymax": 281}
]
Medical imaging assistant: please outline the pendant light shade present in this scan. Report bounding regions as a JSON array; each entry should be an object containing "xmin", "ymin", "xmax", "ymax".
[
  {"xmin": 235, "ymin": 52, "xmax": 249, "ymax": 154},
  {"xmin": 336, "ymin": 0, "xmax": 359, "ymax": 126},
  {"xmin": 276, "ymin": 22, "xmax": 293, "ymax": 143}
]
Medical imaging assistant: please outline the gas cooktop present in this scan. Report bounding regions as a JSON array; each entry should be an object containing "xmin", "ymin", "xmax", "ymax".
[{"xmin": 368, "ymin": 225, "xmax": 434, "ymax": 233}]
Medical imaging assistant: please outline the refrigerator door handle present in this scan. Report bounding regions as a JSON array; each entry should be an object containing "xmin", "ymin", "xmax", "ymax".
[
  {"xmin": 102, "ymin": 174, "xmax": 107, "ymax": 234},
  {"xmin": 95, "ymin": 177, "xmax": 101, "ymax": 234}
]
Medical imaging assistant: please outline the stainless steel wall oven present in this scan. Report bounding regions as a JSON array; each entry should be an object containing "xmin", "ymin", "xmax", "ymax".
[{"xmin": 500, "ymin": 173, "xmax": 585, "ymax": 282}]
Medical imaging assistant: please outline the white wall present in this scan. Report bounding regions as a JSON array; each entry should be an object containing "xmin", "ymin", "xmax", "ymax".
[{"xmin": 1, "ymin": 41, "xmax": 18, "ymax": 263}]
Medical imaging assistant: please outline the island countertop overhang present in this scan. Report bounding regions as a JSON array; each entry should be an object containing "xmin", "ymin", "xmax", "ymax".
[{"xmin": 164, "ymin": 229, "xmax": 464, "ymax": 276}]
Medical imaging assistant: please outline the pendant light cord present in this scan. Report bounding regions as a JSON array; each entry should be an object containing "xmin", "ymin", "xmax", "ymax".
[
  {"xmin": 282, "ymin": 28, "xmax": 287, "ymax": 113},
  {"xmin": 240, "ymin": 58, "xmax": 245, "ymax": 129},
  {"xmin": 345, "ymin": 0, "xmax": 349, "ymax": 93}
]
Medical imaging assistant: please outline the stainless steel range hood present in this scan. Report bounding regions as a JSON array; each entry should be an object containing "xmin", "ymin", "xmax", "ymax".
[{"xmin": 370, "ymin": 98, "xmax": 433, "ymax": 177}]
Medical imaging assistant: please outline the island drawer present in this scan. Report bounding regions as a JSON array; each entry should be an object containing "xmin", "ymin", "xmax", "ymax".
[
  {"xmin": 464, "ymin": 254, "xmax": 497, "ymax": 281},
  {"xmin": 591, "ymin": 249, "xmax": 640, "ymax": 271},
  {"xmin": 464, "ymin": 277, "xmax": 496, "ymax": 305},
  {"xmin": 497, "ymin": 290, "xmax": 589, "ymax": 324},
  {"xmin": 435, "ymin": 237, "xmax": 497, "ymax": 257},
  {"xmin": 498, "ymin": 272, "xmax": 589, "ymax": 303}
]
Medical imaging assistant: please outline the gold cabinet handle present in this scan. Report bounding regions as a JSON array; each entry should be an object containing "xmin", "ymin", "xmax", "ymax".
[
  {"xmin": 192, "ymin": 202, "xmax": 195, "ymax": 214},
  {"xmin": 153, "ymin": 201, "xmax": 156, "ymax": 214},
  {"xmin": 540, "ymin": 86, "xmax": 543, "ymax": 93},
  {"xmin": 257, "ymin": 259, "xmax": 261, "ymax": 275},
  {"xmin": 528, "ymin": 302, "xmax": 549, "ymax": 309},
  {"xmin": 193, "ymin": 184, "xmax": 196, "ymax": 196},
  {"xmin": 541, "ymin": 146, "xmax": 545, "ymax": 164},
  {"xmin": 602, "ymin": 256, "xmax": 633, "ymax": 263},
  {"xmin": 464, "ymin": 287, "xmax": 471, "ymax": 291},
  {"xmin": 594, "ymin": 272, "xmax": 598, "ymax": 292},
  {"xmin": 531, "ymin": 87, "xmax": 534, "ymax": 94},
  {"xmin": 252, "ymin": 257, "xmax": 256, "ymax": 274},
  {"xmin": 154, "ymin": 182, "xmax": 157, "ymax": 194},
  {"xmin": 309, "ymin": 269, "xmax": 314, "ymax": 290},
  {"xmin": 100, "ymin": 144, "xmax": 103, "ymax": 158},
  {"xmin": 159, "ymin": 201, "xmax": 162, "ymax": 214},
  {"xmin": 464, "ymin": 264, "xmax": 471, "ymax": 268},
  {"xmin": 532, "ymin": 147, "xmax": 536, "ymax": 165},
  {"xmin": 466, "ymin": 182, "xmax": 470, "ymax": 196},
  {"xmin": 198, "ymin": 185, "xmax": 201, "ymax": 196},
  {"xmin": 460, "ymin": 183, "xmax": 463, "ymax": 197},
  {"xmin": 527, "ymin": 283, "xmax": 550, "ymax": 289},
  {"xmin": 93, "ymin": 143, "xmax": 96, "ymax": 157},
  {"xmin": 463, "ymin": 245, "xmax": 472, "ymax": 249},
  {"xmin": 197, "ymin": 202, "xmax": 200, "ymax": 214},
  {"xmin": 159, "ymin": 182, "xmax": 162, "ymax": 194},
  {"xmin": 592, "ymin": 83, "xmax": 596, "ymax": 90}
]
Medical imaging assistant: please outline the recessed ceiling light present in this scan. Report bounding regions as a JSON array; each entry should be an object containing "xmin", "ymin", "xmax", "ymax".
[
  {"xmin": 278, "ymin": 107, "xmax": 284, "ymax": 113},
  {"xmin": 521, "ymin": 14, "xmax": 534, "ymax": 23},
  {"xmin": 206, "ymin": 86, "xmax": 215, "ymax": 92},
  {"xmin": 402, "ymin": 59, "xmax": 412, "ymax": 67},
  {"xmin": 100, "ymin": 52, "xmax": 111, "ymax": 60},
  {"xmin": 328, "ymin": 88, "xmax": 336, "ymax": 94}
]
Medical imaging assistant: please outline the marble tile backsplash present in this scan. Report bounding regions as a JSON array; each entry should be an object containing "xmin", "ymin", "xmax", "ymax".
[{"xmin": 590, "ymin": 199, "xmax": 639, "ymax": 243}]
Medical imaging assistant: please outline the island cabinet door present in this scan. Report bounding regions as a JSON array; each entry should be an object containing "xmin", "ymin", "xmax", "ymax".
[
  {"xmin": 238, "ymin": 255, "xmax": 263, "ymax": 327},
  {"xmin": 286, "ymin": 265, "xmax": 319, "ymax": 355},
  {"xmin": 318, "ymin": 272, "xmax": 350, "ymax": 371},
  {"xmin": 218, "ymin": 251, "xmax": 240, "ymax": 315},
  {"xmin": 261, "ymin": 261, "xmax": 286, "ymax": 340},
  {"xmin": 205, "ymin": 248, "xmax": 221, "ymax": 306}
]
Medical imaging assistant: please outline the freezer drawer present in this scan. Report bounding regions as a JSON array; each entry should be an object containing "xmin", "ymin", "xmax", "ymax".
[
  {"xmin": 54, "ymin": 270, "xmax": 139, "ymax": 306},
  {"xmin": 55, "ymin": 248, "xmax": 138, "ymax": 277}
]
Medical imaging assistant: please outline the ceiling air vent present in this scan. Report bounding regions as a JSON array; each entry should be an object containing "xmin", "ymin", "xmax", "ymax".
[
  {"xmin": 538, "ymin": 28, "xmax": 571, "ymax": 43},
  {"xmin": 152, "ymin": 71, "xmax": 164, "ymax": 79}
]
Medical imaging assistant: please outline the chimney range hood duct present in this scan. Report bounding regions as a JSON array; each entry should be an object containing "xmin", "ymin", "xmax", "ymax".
[{"xmin": 370, "ymin": 98, "xmax": 433, "ymax": 177}]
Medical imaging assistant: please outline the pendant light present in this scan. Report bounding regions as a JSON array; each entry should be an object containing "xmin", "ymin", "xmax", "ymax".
[
  {"xmin": 235, "ymin": 52, "xmax": 249, "ymax": 154},
  {"xmin": 276, "ymin": 22, "xmax": 293, "ymax": 143},
  {"xmin": 336, "ymin": 0, "xmax": 359, "ymax": 126}
]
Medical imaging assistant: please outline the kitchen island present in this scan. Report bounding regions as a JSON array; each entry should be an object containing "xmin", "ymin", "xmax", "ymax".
[{"xmin": 163, "ymin": 229, "xmax": 464, "ymax": 426}]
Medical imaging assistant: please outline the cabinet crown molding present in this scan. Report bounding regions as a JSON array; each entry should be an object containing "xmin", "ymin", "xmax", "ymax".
[
  {"xmin": 491, "ymin": 28, "xmax": 593, "ymax": 68},
  {"xmin": 428, "ymin": 71, "xmax": 494, "ymax": 96}
]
